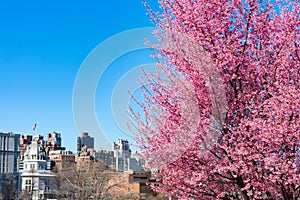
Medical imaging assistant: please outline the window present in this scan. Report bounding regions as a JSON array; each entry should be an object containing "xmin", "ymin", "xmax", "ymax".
[
  {"xmin": 45, "ymin": 180, "xmax": 51, "ymax": 191},
  {"xmin": 45, "ymin": 185, "xmax": 50, "ymax": 191},
  {"xmin": 25, "ymin": 185, "xmax": 32, "ymax": 191},
  {"xmin": 25, "ymin": 179, "xmax": 32, "ymax": 191}
]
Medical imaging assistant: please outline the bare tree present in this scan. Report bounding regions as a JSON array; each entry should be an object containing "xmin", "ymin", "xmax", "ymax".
[
  {"xmin": 0, "ymin": 173, "xmax": 18, "ymax": 200},
  {"xmin": 53, "ymin": 161, "xmax": 125, "ymax": 199}
]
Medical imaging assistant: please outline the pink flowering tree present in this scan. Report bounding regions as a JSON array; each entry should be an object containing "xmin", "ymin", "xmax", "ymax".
[{"xmin": 130, "ymin": 0, "xmax": 300, "ymax": 199}]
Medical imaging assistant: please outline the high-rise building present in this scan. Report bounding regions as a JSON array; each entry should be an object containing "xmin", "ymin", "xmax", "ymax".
[
  {"xmin": 0, "ymin": 132, "xmax": 20, "ymax": 174},
  {"xmin": 113, "ymin": 139, "xmax": 131, "ymax": 172},
  {"xmin": 77, "ymin": 132, "xmax": 94, "ymax": 152},
  {"xmin": 95, "ymin": 139, "xmax": 144, "ymax": 172},
  {"xmin": 0, "ymin": 132, "xmax": 20, "ymax": 199},
  {"xmin": 45, "ymin": 131, "xmax": 65, "ymax": 154}
]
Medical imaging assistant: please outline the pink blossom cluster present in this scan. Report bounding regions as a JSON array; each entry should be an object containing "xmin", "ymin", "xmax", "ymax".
[{"xmin": 130, "ymin": 0, "xmax": 300, "ymax": 199}]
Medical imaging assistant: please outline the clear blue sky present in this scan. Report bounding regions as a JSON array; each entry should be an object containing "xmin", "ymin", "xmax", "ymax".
[{"xmin": 0, "ymin": 0, "xmax": 159, "ymax": 152}]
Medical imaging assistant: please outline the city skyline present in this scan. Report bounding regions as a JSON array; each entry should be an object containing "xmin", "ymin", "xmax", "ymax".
[{"xmin": 0, "ymin": 1, "xmax": 159, "ymax": 152}]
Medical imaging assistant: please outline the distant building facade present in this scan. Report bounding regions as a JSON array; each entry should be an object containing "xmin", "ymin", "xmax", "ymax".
[
  {"xmin": 49, "ymin": 149, "xmax": 75, "ymax": 170},
  {"xmin": 113, "ymin": 139, "xmax": 131, "ymax": 172},
  {"xmin": 0, "ymin": 132, "xmax": 20, "ymax": 174},
  {"xmin": 129, "ymin": 151, "xmax": 144, "ymax": 172},
  {"xmin": 76, "ymin": 146, "xmax": 95, "ymax": 170},
  {"xmin": 45, "ymin": 132, "xmax": 65, "ymax": 154},
  {"xmin": 0, "ymin": 132, "xmax": 20, "ymax": 199},
  {"xmin": 96, "ymin": 139, "xmax": 144, "ymax": 172},
  {"xmin": 77, "ymin": 132, "xmax": 94, "ymax": 152},
  {"xmin": 95, "ymin": 150, "xmax": 116, "ymax": 170}
]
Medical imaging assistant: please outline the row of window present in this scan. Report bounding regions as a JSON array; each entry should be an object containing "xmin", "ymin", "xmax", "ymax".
[
  {"xmin": 25, "ymin": 179, "xmax": 50, "ymax": 191},
  {"xmin": 24, "ymin": 163, "xmax": 44, "ymax": 170}
]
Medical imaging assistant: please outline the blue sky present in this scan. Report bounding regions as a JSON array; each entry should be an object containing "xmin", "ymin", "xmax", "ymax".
[{"xmin": 0, "ymin": 0, "xmax": 159, "ymax": 152}]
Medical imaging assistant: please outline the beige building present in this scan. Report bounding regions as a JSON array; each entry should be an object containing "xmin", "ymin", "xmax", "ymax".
[
  {"xmin": 48, "ymin": 150, "xmax": 75, "ymax": 170},
  {"xmin": 106, "ymin": 171, "xmax": 156, "ymax": 199},
  {"xmin": 75, "ymin": 146, "xmax": 95, "ymax": 171}
]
